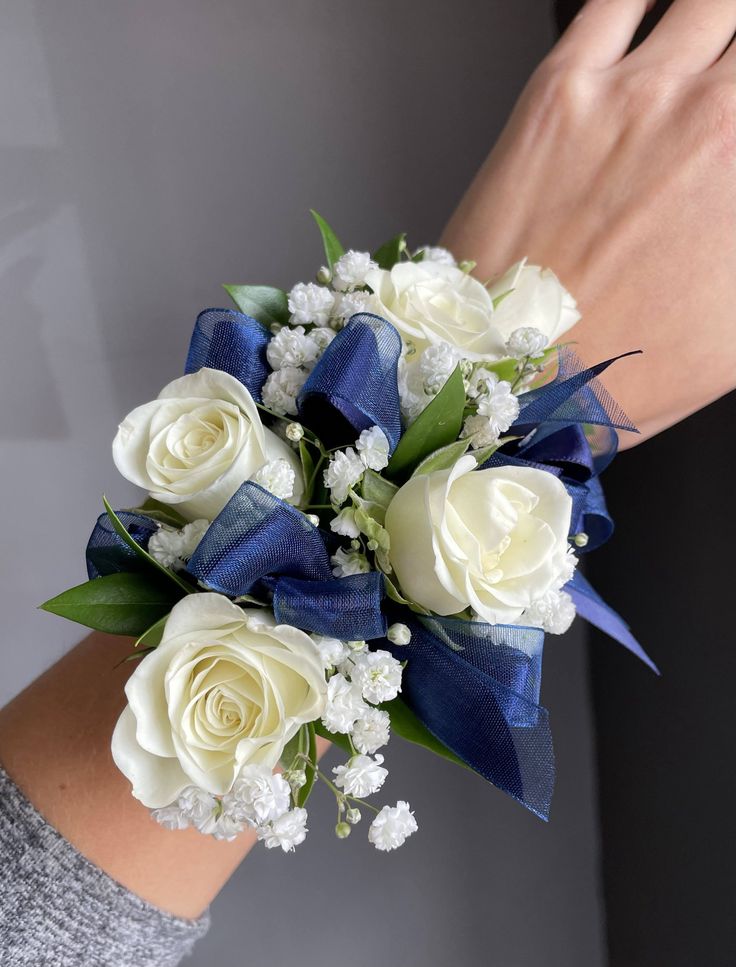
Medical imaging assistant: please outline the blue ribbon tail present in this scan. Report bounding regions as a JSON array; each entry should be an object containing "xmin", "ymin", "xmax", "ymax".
[
  {"xmin": 298, "ymin": 313, "xmax": 403, "ymax": 451},
  {"xmin": 567, "ymin": 570, "xmax": 659, "ymax": 673},
  {"xmin": 384, "ymin": 614, "xmax": 555, "ymax": 821},
  {"xmin": 185, "ymin": 308, "xmax": 272, "ymax": 402}
]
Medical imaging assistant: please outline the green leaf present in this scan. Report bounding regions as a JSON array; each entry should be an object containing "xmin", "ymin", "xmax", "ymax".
[
  {"xmin": 360, "ymin": 469, "xmax": 398, "ymax": 510},
  {"xmin": 102, "ymin": 497, "xmax": 193, "ymax": 595},
  {"xmin": 372, "ymin": 233, "xmax": 406, "ymax": 270},
  {"xmin": 40, "ymin": 572, "xmax": 184, "ymax": 637},
  {"xmin": 299, "ymin": 439, "xmax": 316, "ymax": 503},
  {"xmin": 124, "ymin": 497, "xmax": 189, "ymax": 529},
  {"xmin": 381, "ymin": 697, "xmax": 472, "ymax": 772},
  {"xmin": 310, "ymin": 210, "xmax": 344, "ymax": 269},
  {"xmin": 313, "ymin": 719, "xmax": 352, "ymax": 756},
  {"xmin": 470, "ymin": 436, "xmax": 520, "ymax": 468},
  {"xmin": 386, "ymin": 367, "xmax": 466, "ymax": 481},
  {"xmin": 411, "ymin": 439, "xmax": 470, "ymax": 477},
  {"xmin": 223, "ymin": 284, "xmax": 289, "ymax": 327},
  {"xmin": 281, "ymin": 722, "xmax": 318, "ymax": 807},
  {"xmin": 135, "ymin": 613, "xmax": 169, "ymax": 649}
]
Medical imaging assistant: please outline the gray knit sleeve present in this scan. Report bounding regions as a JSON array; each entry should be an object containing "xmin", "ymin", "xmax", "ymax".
[{"xmin": 0, "ymin": 765, "xmax": 209, "ymax": 967}]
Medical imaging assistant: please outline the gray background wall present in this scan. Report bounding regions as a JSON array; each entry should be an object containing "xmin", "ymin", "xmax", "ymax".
[{"xmin": 1, "ymin": 3, "xmax": 607, "ymax": 965}]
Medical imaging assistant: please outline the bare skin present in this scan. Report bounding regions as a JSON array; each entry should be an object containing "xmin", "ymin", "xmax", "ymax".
[
  {"xmin": 2, "ymin": 0, "xmax": 736, "ymax": 922},
  {"xmin": 442, "ymin": 0, "xmax": 736, "ymax": 445}
]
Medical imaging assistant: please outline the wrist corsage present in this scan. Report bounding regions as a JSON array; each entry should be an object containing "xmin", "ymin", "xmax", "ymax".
[{"xmin": 42, "ymin": 213, "xmax": 655, "ymax": 852}]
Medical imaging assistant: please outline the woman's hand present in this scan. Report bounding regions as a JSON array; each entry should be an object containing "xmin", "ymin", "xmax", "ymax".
[{"xmin": 442, "ymin": 0, "xmax": 736, "ymax": 445}]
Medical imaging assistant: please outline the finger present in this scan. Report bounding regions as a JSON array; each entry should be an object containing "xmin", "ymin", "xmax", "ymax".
[
  {"xmin": 551, "ymin": 0, "xmax": 654, "ymax": 69},
  {"xmin": 628, "ymin": 0, "xmax": 736, "ymax": 72}
]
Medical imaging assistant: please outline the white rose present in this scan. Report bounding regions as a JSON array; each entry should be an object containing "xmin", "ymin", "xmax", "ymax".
[
  {"xmin": 111, "ymin": 594, "xmax": 327, "ymax": 808},
  {"xmin": 365, "ymin": 261, "xmax": 505, "ymax": 361},
  {"xmin": 384, "ymin": 456, "xmax": 573, "ymax": 624},
  {"xmin": 485, "ymin": 261, "xmax": 580, "ymax": 347},
  {"xmin": 112, "ymin": 368, "xmax": 302, "ymax": 520}
]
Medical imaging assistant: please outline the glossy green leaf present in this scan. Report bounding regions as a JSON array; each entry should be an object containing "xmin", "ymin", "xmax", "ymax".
[
  {"xmin": 299, "ymin": 439, "xmax": 316, "ymax": 503},
  {"xmin": 40, "ymin": 572, "xmax": 183, "ymax": 637},
  {"xmin": 280, "ymin": 722, "xmax": 318, "ymax": 807},
  {"xmin": 385, "ymin": 367, "xmax": 465, "ymax": 481},
  {"xmin": 411, "ymin": 439, "xmax": 470, "ymax": 477},
  {"xmin": 123, "ymin": 497, "xmax": 189, "ymax": 529},
  {"xmin": 372, "ymin": 233, "xmax": 406, "ymax": 270},
  {"xmin": 313, "ymin": 720, "xmax": 352, "ymax": 756},
  {"xmin": 310, "ymin": 210, "xmax": 344, "ymax": 269},
  {"xmin": 223, "ymin": 284, "xmax": 289, "ymax": 327},
  {"xmin": 102, "ymin": 497, "xmax": 192, "ymax": 594},
  {"xmin": 381, "ymin": 697, "xmax": 471, "ymax": 772}
]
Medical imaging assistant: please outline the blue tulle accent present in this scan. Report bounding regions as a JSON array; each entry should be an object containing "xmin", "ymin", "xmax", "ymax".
[
  {"xmin": 86, "ymin": 511, "xmax": 158, "ymax": 579},
  {"xmin": 298, "ymin": 313, "xmax": 402, "ymax": 451}
]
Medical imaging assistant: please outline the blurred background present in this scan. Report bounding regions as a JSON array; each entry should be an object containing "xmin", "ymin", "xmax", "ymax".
[{"xmin": 1, "ymin": 1, "xmax": 731, "ymax": 965}]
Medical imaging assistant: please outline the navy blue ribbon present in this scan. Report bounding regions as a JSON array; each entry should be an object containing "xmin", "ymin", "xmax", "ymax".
[
  {"xmin": 185, "ymin": 308, "xmax": 271, "ymax": 402},
  {"xmin": 86, "ymin": 511, "xmax": 158, "ymax": 579},
  {"xmin": 298, "ymin": 313, "xmax": 402, "ymax": 451}
]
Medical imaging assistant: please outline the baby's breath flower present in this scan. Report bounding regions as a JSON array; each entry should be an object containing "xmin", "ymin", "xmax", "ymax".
[
  {"xmin": 266, "ymin": 325, "xmax": 321, "ymax": 371},
  {"xmin": 288, "ymin": 282, "xmax": 335, "ymax": 327},
  {"xmin": 323, "ymin": 448, "xmax": 365, "ymax": 504},
  {"xmin": 252, "ymin": 459, "xmax": 296, "ymax": 501},
  {"xmin": 368, "ymin": 801, "xmax": 418, "ymax": 851},
  {"xmin": 330, "ymin": 507, "xmax": 361, "ymax": 539},
  {"xmin": 331, "ymin": 547, "xmax": 370, "ymax": 578},
  {"xmin": 506, "ymin": 326, "xmax": 548, "ymax": 359},
  {"xmin": 258, "ymin": 807, "xmax": 309, "ymax": 852},
  {"xmin": 332, "ymin": 250, "xmax": 377, "ymax": 291},
  {"xmin": 333, "ymin": 754, "xmax": 388, "ymax": 798},
  {"xmin": 321, "ymin": 673, "xmax": 368, "ymax": 734},
  {"xmin": 351, "ymin": 707, "xmax": 391, "ymax": 754},
  {"xmin": 261, "ymin": 366, "xmax": 308, "ymax": 416},
  {"xmin": 148, "ymin": 519, "xmax": 209, "ymax": 571},
  {"xmin": 523, "ymin": 589, "xmax": 576, "ymax": 635},
  {"xmin": 356, "ymin": 425, "xmax": 390, "ymax": 471},
  {"xmin": 351, "ymin": 649, "xmax": 403, "ymax": 704}
]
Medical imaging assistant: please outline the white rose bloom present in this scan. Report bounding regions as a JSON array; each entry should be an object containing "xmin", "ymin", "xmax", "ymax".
[
  {"xmin": 111, "ymin": 594, "xmax": 327, "ymax": 808},
  {"xmin": 485, "ymin": 261, "xmax": 580, "ymax": 347},
  {"xmin": 330, "ymin": 507, "xmax": 361, "ymax": 539},
  {"xmin": 523, "ymin": 588, "xmax": 577, "ymax": 635},
  {"xmin": 332, "ymin": 250, "xmax": 378, "ymax": 291},
  {"xmin": 147, "ymin": 519, "xmax": 210, "ymax": 570},
  {"xmin": 266, "ymin": 325, "xmax": 321, "ymax": 371},
  {"xmin": 321, "ymin": 673, "xmax": 367, "ymax": 734},
  {"xmin": 112, "ymin": 368, "xmax": 301, "ymax": 521},
  {"xmin": 351, "ymin": 707, "xmax": 391, "ymax": 754},
  {"xmin": 385, "ymin": 456, "xmax": 573, "ymax": 624},
  {"xmin": 261, "ymin": 365, "xmax": 309, "ymax": 417},
  {"xmin": 258, "ymin": 807, "xmax": 309, "ymax": 852},
  {"xmin": 350, "ymin": 649, "xmax": 403, "ymax": 704},
  {"xmin": 365, "ymin": 262, "xmax": 505, "ymax": 361},
  {"xmin": 323, "ymin": 447, "xmax": 365, "ymax": 504},
  {"xmin": 333, "ymin": 754, "xmax": 388, "ymax": 798},
  {"xmin": 368, "ymin": 801, "xmax": 418, "ymax": 851},
  {"xmin": 252, "ymin": 458, "xmax": 296, "ymax": 501},
  {"xmin": 355, "ymin": 425, "xmax": 390, "ymax": 471},
  {"xmin": 287, "ymin": 282, "xmax": 335, "ymax": 327}
]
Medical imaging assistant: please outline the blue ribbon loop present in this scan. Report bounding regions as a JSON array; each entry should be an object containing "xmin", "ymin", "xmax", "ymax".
[
  {"xmin": 185, "ymin": 308, "xmax": 271, "ymax": 402},
  {"xmin": 298, "ymin": 313, "xmax": 403, "ymax": 451},
  {"xmin": 187, "ymin": 482, "xmax": 334, "ymax": 596}
]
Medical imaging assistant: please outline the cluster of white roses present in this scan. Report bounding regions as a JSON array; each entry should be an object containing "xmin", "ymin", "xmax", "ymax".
[{"xmin": 101, "ymin": 232, "xmax": 587, "ymax": 855}]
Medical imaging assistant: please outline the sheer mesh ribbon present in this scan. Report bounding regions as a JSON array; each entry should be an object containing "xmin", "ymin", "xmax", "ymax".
[
  {"xmin": 185, "ymin": 308, "xmax": 271, "ymax": 402},
  {"xmin": 86, "ymin": 511, "xmax": 158, "ymax": 579},
  {"xmin": 383, "ymin": 614, "xmax": 554, "ymax": 820},
  {"xmin": 298, "ymin": 313, "xmax": 402, "ymax": 451}
]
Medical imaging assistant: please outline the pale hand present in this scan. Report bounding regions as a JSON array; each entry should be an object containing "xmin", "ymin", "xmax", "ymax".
[{"xmin": 442, "ymin": 0, "xmax": 736, "ymax": 445}]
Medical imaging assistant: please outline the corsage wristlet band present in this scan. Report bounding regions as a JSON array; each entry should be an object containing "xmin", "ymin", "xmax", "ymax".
[{"xmin": 42, "ymin": 213, "xmax": 655, "ymax": 853}]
